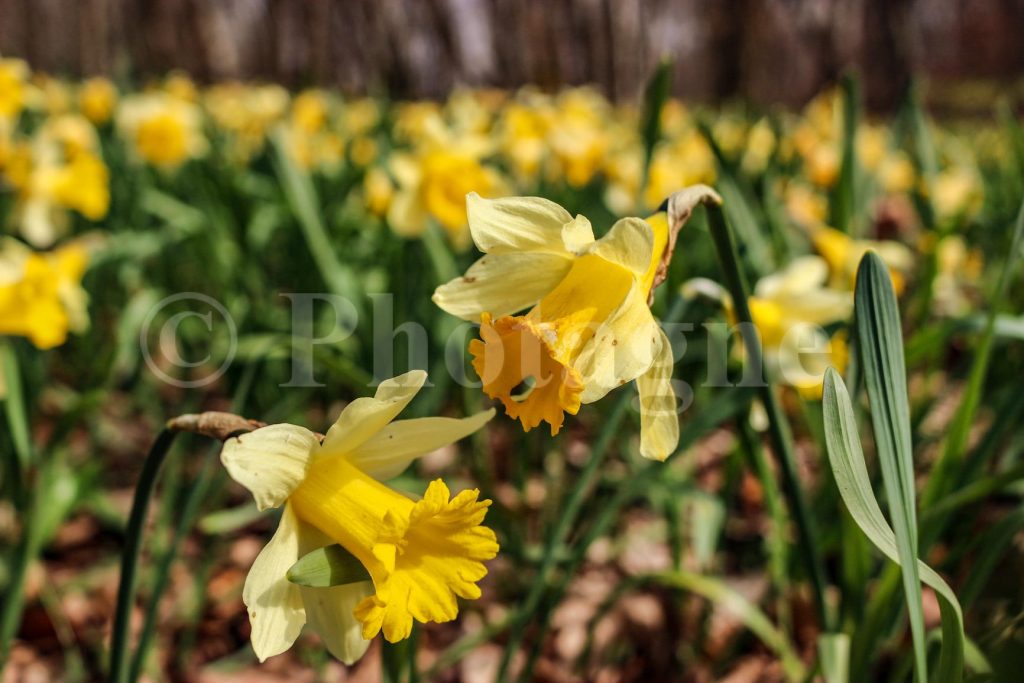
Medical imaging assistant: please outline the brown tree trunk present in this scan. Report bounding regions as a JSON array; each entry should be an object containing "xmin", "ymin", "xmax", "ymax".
[{"xmin": 0, "ymin": 0, "xmax": 1020, "ymax": 109}]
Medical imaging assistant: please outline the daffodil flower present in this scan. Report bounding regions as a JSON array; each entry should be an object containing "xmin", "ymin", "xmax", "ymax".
[
  {"xmin": 0, "ymin": 237, "xmax": 89, "ymax": 349},
  {"xmin": 0, "ymin": 58, "xmax": 28, "ymax": 121},
  {"xmin": 387, "ymin": 117, "xmax": 508, "ymax": 246},
  {"xmin": 434, "ymin": 188, "xmax": 719, "ymax": 460},
  {"xmin": 117, "ymin": 93, "xmax": 207, "ymax": 168},
  {"xmin": 220, "ymin": 371, "xmax": 498, "ymax": 663},
  {"xmin": 809, "ymin": 225, "xmax": 913, "ymax": 293},
  {"xmin": 684, "ymin": 255, "xmax": 851, "ymax": 398}
]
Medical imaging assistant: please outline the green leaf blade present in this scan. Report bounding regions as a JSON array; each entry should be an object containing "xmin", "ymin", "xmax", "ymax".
[
  {"xmin": 822, "ymin": 369, "xmax": 965, "ymax": 682},
  {"xmin": 853, "ymin": 252, "xmax": 928, "ymax": 681}
]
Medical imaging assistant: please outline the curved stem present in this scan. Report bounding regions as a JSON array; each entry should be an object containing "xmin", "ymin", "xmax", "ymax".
[
  {"xmin": 109, "ymin": 428, "xmax": 179, "ymax": 683},
  {"xmin": 706, "ymin": 203, "xmax": 833, "ymax": 632},
  {"xmin": 127, "ymin": 449, "xmax": 219, "ymax": 682}
]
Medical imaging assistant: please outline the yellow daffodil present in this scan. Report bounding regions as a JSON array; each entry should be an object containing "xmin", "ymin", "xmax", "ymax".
[
  {"xmin": 740, "ymin": 118, "xmax": 777, "ymax": 176},
  {"xmin": 806, "ymin": 144, "xmax": 840, "ymax": 188},
  {"xmin": 341, "ymin": 98, "xmax": 381, "ymax": 137},
  {"xmin": 349, "ymin": 136, "xmax": 378, "ymax": 167},
  {"xmin": 446, "ymin": 89, "xmax": 499, "ymax": 136},
  {"xmin": 291, "ymin": 90, "xmax": 330, "ymax": 134},
  {"xmin": 857, "ymin": 125, "xmax": 888, "ymax": 172},
  {"xmin": 393, "ymin": 101, "xmax": 443, "ymax": 143},
  {"xmin": 220, "ymin": 371, "xmax": 498, "ymax": 663},
  {"xmin": 809, "ymin": 225, "xmax": 913, "ymax": 293},
  {"xmin": 496, "ymin": 97, "xmax": 552, "ymax": 182},
  {"xmin": 931, "ymin": 166, "xmax": 983, "ymax": 224},
  {"xmin": 878, "ymin": 152, "xmax": 916, "ymax": 194},
  {"xmin": 0, "ymin": 59, "xmax": 28, "ymax": 121},
  {"xmin": 434, "ymin": 188, "xmax": 718, "ymax": 459},
  {"xmin": 604, "ymin": 131, "xmax": 716, "ymax": 215},
  {"xmin": 387, "ymin": 121, "xmax": 507, "ymax": 244},
  {"xmin": 42, "ymin": 114, "xmax": 101, "ymax": 159},
  {"xmin": 547, "ymin": 88, "xmax": 611, "ymax": 187},
  {"xmin": 0, "ymin": 238, "xmax": 89, "ymax": 349},
  {"xmin": 747, "ymin": 256, "xmax": 852, "ymax": 398},
  {"xmin": 204, "ymin": 83, "xmax": 289, "ymax": 162},
  {"xmin": 363, "ymin": 166, "xmax": 395, "ymax": 217},
  {"xmin": 13, "ymin": 122, "xmax": 109, "ymax": 246},
  {"xmin": 26, "ymin": 75, "xmax": 71, "ymax": 116},
  {"xmin": 78, "ymin": 77, "xmax": 118, "ymax": 125},
  {"xmin": 163, "ymin": 72, "xmax": 199, "ymax": 102},
  {"xmin": 711, "ymin": 116, "xmax": 747, "ymax": 160},
  {"xmin": 685, "ymin": 255, "xmax": 852, "ymax": 398},
  {"xmin": 784, "ymin": 183, "xmax": 829, "ymax": 228},
  {"xmin": 117, "ymin": 93, "xmax": 207, "ymax": 168},
  {"xmin": 930, "ymin": 234, "xmax": 984, "ymax": 317},
  {"xmin": 280, "ymin": 126, "xmax": 326, "ymax": 171},
  {"xmin": 48, "ymin": 151, "xmax": 110, "ymax": 220}
]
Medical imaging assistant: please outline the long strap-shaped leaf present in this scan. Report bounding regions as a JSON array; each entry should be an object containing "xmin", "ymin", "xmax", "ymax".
[
  {"xmin": 854, "ymin": 251, "xmax": 928, "ymax": 681},
  {"xmin": 823, "ymin": 369, "xmax": 964, "ymax": 682}
]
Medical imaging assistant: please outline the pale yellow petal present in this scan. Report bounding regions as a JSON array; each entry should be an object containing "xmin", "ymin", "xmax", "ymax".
[
  {"xmin": 574, "ymin": 283, "xmax": 660, "ymax": 404},
  {"xmin": 301, "ymin": 582, "xmax": 374, "ymax": 664},
  {"xmin": 776, "ymin": 290, "xmax": 853, "ymax": 326},
  {"xmin": 320, "ymin": 370, "xmax": 427, "ymax": 458},
  {"xmin": 347, "ymin": 409, "xmax": 494, "ymax": 481},
  {"xmin": 387, "ymin": 189, "xmax": 428, "ymax": 237},
  {"xmin": 586, "ymin": 217, "xmax": 654, "ymax": 277},
  {"xmin": 432, "ymin": 252, "xmax": 572, "ymax": 321},
  {"xmin": 466, "ymin": 192, "xmax": 573, "ymax": 254},
  {"xmin": 388, "ymin": 153, "xmax": 421, "ymax": 188},
  {"xmin": 637, "ymin": 328, "xmax": 680, "ymax": 461},
  {"xmin": 754, "ymin": 255, "xmax": 829, "ymax": 298},
  {"xmin": 560, "ymin": 214, "xmax": 595, "ymax": 253},
  {"xmin": 242, "ymin": 504, "xmax": 307, "ymax": 662},
  {"xmin": 220, "ymin": 424, "xmax": 319, "ymax": 511}
]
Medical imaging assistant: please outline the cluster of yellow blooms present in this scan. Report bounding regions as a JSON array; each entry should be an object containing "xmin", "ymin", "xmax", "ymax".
[{"xmin": 0, "ymin": 64, "xmax": 991, "ymax": 253}]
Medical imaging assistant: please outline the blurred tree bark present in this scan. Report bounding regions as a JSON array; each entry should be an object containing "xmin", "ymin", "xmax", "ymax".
[{"xmin": 0, "ymin": 0, "xmax": 1021, "ymax": 109}]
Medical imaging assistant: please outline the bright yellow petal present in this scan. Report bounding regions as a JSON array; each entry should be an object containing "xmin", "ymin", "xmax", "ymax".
[
  {"xmin": 351, "ymin": 480, "xmax": 498, "ymax": 642},
  {"xmin": 573, "ymin": 284, "xmax": 660, "ymax": 404},
  {"xmin": 301, "ymin": 582, "xmax": 374, "ymax": 664},
  {"xmin": 242, "ymin": 504, "xmax": 307, "ymax": 662},
  {"xmin": 586, "ymin": 217, "xmax": 654, "ymax": 277},
  {"xmin": 320, "ymin": 371, "xmax": 427, "ymax": 458},
  {"xmin": 466, "ymin": 192, "xmax": 572, "ymax": 254},
  {"xmin": 637, "ymin": 328, "xmax": 679, "ymax": 461},
  {"xmin": 432, "ymin": 252, "xmax": 572, "ymax": 321},
  {"xmin": 221, "ymin": 424, "xmax": 319, "ymax": 511},
  {"xmin": 347, "ymin": 409, "xmax": 495, "ymax": 481}
]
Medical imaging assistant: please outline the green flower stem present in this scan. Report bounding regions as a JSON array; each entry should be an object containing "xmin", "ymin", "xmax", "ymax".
[
  {"xmin": 0, "ymin": 341, "xmax": 35, "ymax": 663},
  {"xmin": 1, "ymin": 341, "xmax": 31, "ymax": 494},
  {"xmin": 706, "ymin": 202, "xmax": 834, "ymax": 632},
  {"xmin": 128, "ymin": 365, "xmax": 259, "ymax": 682},
  {"xmin": 109, "ymin": 428, "xmax": 179, "ymax": 683}
]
